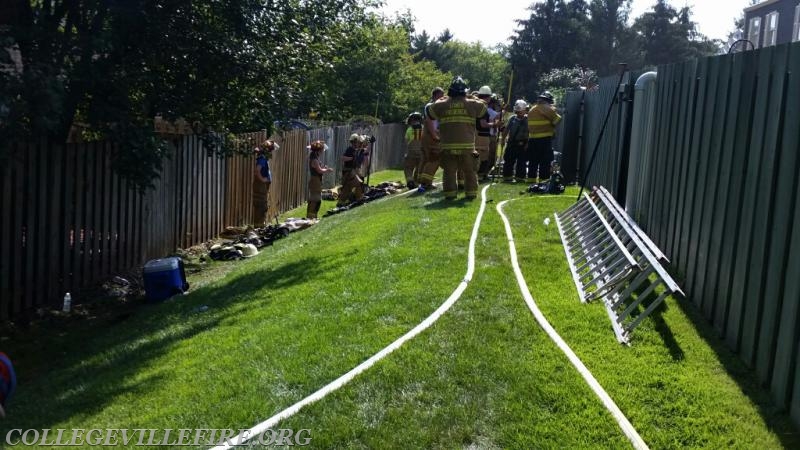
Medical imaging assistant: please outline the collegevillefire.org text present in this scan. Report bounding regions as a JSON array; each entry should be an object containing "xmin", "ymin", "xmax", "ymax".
[{"xmin": 4, "ymin": 428, "xmax": 311, "ymax": 446}]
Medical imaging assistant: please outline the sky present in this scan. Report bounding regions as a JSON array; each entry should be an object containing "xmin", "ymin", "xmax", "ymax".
[{"xmin": 379, "ymin": 0, "xmax": 754, "ymax": 47}]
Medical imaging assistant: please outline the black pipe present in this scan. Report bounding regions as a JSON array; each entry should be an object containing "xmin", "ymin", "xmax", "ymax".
[{"xmin": 577, "ymin": 63, "xmax": 628, "ymax": 202}]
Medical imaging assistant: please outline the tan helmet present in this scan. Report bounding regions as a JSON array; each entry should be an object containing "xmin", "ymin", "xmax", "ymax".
[
  {"xmin": 262, "ymin": 140, "xmax": 280, "ymax": 152},
  {"xmin": 308, "ymin": 140, "xmax": 328, "ymax": 152},
  {"xmin": 478, "ymin": 85, "xmax": 492, "ymax": 96}
]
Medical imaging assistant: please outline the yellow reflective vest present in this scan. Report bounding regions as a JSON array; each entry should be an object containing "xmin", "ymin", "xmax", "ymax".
[
  {"xmin": 428, "ymin": 96, "xmax": 487, "ymax": 153},
  {"xmin": 528, "ymin": 103, "xmax": 562, "ymax": 139}
]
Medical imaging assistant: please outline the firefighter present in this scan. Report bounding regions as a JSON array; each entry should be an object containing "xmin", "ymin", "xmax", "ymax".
[
  {"xmin": 338, "ymin": 134, "xmax": 365, "ymax": 206},
  {"xmin": 475, "ymin": 85, "xmax": 496, "ymax": 180},
  {"xmin": 417, "ymin": 87, "xmax": 445, "ymax": 193},
  {"xmin": 502, "ymin": 100, "xmax": 530, "ymax": 182},
  {"xmin": 527, "ymin": 91, "xmax": 562, "ymax": 182},
  {"xmin": 306, "ymin": 140, "xmax": 333, "ymax": 219},
  {"xmin": 486, "ymin": 95, "xmax": 502, "ymax": 180},
  {"xmin": 357, "ymin": 134, "xmax": 373, "ymax": 178},
  {"xmin": 427, "ymin": 76, "xmax": 487, "ymax": 200},
  {"xmin": 403, "ymin": 112, "xmax": 424, "ymax": 188},
  {"xmin": 253, "ymin": 139, "xmax": 279, "ymax": 226}
]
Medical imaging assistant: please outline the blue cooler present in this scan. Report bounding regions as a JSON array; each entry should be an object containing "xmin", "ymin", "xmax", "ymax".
[{"xmin": 142, "ymin": 257, "xmax": 189, "ymax": 302}]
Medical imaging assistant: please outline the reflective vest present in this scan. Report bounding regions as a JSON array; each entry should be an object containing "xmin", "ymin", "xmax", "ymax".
[
  {"xmin": 428, "ymin": 97, "xmax": 487, "ymax": 153},
  {"xmin": 528, "ymin": 104, "xmax": 562, "ymax": 139},
  {"xmin": 406, "ymin": 126, "xmax": 422, "ymax": 155}
]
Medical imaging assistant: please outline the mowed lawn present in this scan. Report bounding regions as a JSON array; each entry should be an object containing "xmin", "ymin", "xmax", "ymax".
[{"xmin": 1, "ymin": 174, "xmax": 797, "ymax": 449}]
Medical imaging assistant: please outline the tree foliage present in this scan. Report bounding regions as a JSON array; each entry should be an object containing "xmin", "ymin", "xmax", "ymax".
[
  {"xmin": 299, "ymin": 12, "xmax": 449, "ymax": 123},
  {"xmin": 631, "ymin": 0, "xmax": 720, "ymax": 68},
  {"xmin": 508, "ymin": 0, "xmax": 720, "ymax": 98},
  {"xmin": 1, "ymin": 0, "xmax": 373, "ymax": 189}
]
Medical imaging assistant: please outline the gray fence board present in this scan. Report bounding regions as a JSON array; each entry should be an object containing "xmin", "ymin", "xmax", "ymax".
[{"xmin": 565, "ymin": 41, "xmax": 800, "ymax": 424}]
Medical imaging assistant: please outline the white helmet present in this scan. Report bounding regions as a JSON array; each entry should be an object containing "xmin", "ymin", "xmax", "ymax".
[
  {"xmin": 478, "ymin": 85, "xmax": 492, "ymax": 96},
  {"xmin": 236, "ymin": 243, "xmax": 259, "ymax": 258},
  {"xmin": 349, "ymin": 133, "xmax": 361, "ymax": 143},
  {"xmin": 513, "ymin": 99, "xmax": 528, "ymax": 112}
]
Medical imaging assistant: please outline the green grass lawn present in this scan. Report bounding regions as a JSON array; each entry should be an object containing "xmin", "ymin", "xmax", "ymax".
[
  {"xmin": 279, "ymin": 169, "xmax": 409, "ymax": 221},
  {"xmin": 1, "ymin": 177, "xmax": 797, "ymax": 448}
]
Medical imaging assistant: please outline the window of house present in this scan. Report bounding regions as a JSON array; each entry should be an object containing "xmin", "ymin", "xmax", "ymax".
[
  {"xmin": 764, "ymin": 11, "xmax": 779, "ymax": 47},
  {"xmin": 749, "ymin": 16, "xmax": 762, "ymax": 48},
  {"xmin": 793, "ymin": 4, "xmax": 800, "ymax": 42}
]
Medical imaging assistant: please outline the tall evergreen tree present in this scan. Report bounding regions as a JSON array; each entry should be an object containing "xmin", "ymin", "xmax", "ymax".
[
  {"xmin": 509, "ymin": 0, "xmax": 590, "ymax": 99},
  {"xmin": 631, "ymin": 0, "xmax": 719, "ymax": 68},
  {"xmin": 586, "ymin": 0, "xmax": 634, "ymax": 75}
]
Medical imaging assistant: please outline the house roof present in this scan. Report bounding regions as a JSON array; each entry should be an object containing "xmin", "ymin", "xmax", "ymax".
[{"xmin": 744, "ymin": 0, "xmax": 786, "ymax": 13}]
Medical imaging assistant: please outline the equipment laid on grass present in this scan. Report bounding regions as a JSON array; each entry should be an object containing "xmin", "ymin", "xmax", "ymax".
[
  {"xmin": 527, "ymin": 151, "xmax": 565, "ymax": 194},
  {"xmin": 555, "ymin": 186, "xmax": 683, "ymax": 344},
  {"xmin": 142, "ymin": 257, "xmax": 189, "ymax": 302}
]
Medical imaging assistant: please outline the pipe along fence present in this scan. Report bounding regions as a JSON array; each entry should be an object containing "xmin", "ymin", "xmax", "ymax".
[
  {"xmin": 557, "ymin": 41, "xmax": 800, "ymax": 425},
  {"xmin": 0, "ymin": 123, "xmax": 405, "ymax": 320}
]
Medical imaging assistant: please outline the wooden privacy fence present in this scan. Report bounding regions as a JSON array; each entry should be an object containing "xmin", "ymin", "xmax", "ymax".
[
  {"xmin": 562, "ymin": 41, "xmax": 800, "ymax": 424},
  {"xmin": 0, "ymin": 123, "xmax": 405, "ymax": 319}
]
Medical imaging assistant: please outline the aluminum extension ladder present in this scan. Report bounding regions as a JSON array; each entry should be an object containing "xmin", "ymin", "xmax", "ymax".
[{"xmin": 554, "ymin": 186, "xmax": 684, "ymax": 344}]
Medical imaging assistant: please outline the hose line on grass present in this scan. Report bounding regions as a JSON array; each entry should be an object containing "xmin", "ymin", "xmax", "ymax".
[
  {"xmin": 496, "ymin": 198, "xmax": 649, "ymax": 450},
  {"xmin": 210, "ymin": 185, "xmax": 490, "ymax": 450}
]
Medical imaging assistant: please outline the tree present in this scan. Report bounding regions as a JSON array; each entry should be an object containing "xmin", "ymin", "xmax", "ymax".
[
  {"xmin": 539, "ymin": 65, "xmax": 599, "ymax": 102},
  {"xmin": 509, "ymin": 0, "xmax": 590, "ymax": 99},
  {"xmin": 300, "ymin": 12, "xmax": 449, "ymax": 123},
  {"xmin": 410, "ymin": 29, "xmax": 457, "ymax": 72},
  {"xmin": 725, "ymin": 0, "xmax": 759, "ymax": 52},
  {"xmin": 631, "ymin": 0, "xmax": 719, "ymax": 68},
  {"xmin": 1, "ymin": 0, "xmax": 371, "ymax": 189},
  {"xmin": 586, "ymin": 0, "xmax": 634, "ymax": 75},
  {"xmin": 437, "ymin": 41, "xmax": 510, "ymax": 98}
]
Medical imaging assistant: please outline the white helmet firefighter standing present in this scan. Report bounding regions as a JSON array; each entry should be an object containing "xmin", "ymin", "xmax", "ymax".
[
  {"xmin": 475, "ymin": 85, "xmax": 496, "ymax": 180},
  {"xmin": 501, "ymin": 100, "xmax": 530, "ymax": 182}
]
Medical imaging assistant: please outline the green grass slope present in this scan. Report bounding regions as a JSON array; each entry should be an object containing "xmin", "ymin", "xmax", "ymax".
[{"xmin": 1, "ymin": 180, "xmax": 796, "ymax": 449}]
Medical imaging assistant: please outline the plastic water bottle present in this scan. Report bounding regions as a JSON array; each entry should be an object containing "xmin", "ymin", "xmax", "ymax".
[{"xmin": 62, "ymin": 292, "xmax": 72, "ymax": 313}]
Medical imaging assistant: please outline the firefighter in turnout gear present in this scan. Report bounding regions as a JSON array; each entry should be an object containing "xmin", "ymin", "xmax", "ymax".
[
  {"xmin": 338, "ymin": 133, "xmax": 365, "ymax": 206},
  {"xmin": 403, "ymin": 112, "xmax": 424, "ymax": 189},
  {"xmin": 306, "ymin": 140, "xmax": 333, "ymax": 219},
  {"xmin": 527, "ymin": 91, "xmax": 562, "ymax": 181},
  {"xmin": 417, "ymin": 87, "xmax": 445, "ymax": 192},
  {"xmin": 502, "ymin": 100, "xmax": 530, "ymax": 182},
  {"xmin": 253, "ymin": 139, "xmax": 279, "ymax": 226},
  {"xmin": 475, "ymin": 86, "xmax": 496, "ymax": 180},
  {"xmin": 427, "ymin": 76, "xmax": 487, "ymax": 200}
]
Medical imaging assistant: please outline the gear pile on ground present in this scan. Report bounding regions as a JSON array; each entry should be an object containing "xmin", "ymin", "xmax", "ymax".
[
  {"xmin": 325, "ymin": 181, "xmax": 404, "ymax": 216},
  {"xmin": 208, "ymin": 218, "xmax": 317, "ymax": 261},
  {"xmin": 321, "ymin": 189, "xmax": 339, "ymax": 201}
]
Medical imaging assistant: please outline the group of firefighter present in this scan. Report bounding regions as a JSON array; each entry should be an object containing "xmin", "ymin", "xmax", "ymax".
[
  {"xmin": 404, "ymin": 76, "xmax": 562, "ymax": 201},
  {"xmin": 250, "ymin": 75, "xmax": 562, "ymax": 224}
]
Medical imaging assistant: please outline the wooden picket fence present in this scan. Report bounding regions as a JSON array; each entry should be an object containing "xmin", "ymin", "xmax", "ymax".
[{"xmin": 0, "ymin": 124, "xmax": 405, "ymax": 320}]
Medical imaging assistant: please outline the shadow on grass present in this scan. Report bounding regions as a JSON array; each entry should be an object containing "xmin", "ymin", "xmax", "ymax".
[
  {"xmin": 0, "ymin": 253, "xmax": 344, "ymax": 434},
  {"xmin": 650, "ymin": 306, "xmax": 685, "ymax": 361},
  {"xmin": 670, "ymin": 297, "xmax": 800, "ymax": 448}
]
